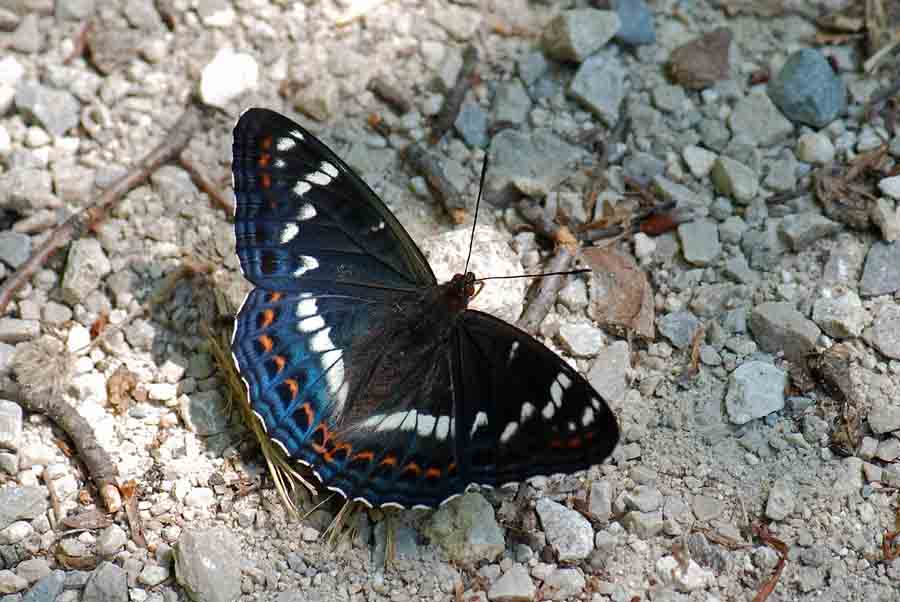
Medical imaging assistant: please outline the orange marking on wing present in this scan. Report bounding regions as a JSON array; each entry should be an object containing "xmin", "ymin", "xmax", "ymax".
[
  {"xmin": 352, "ymin": 451, "xmax": 375, "ymax": 463},
  {"xmin": 567, "ymin": 436, "xmax": 582, "ymax": 449},
  {"xmin": 268, "ymin": 292, "xmax": 283, "ymax": 303},
  {"xmin": 283, "ymin": 378, "xmax": 299, "ymax": 400},
  {"xmin": 550, "ymin": 439, "xmax": 564, "ymax": 449},
  {"xmin": 379, "ymin": 454, "xmax": 397, "ymax": 467},
  {"xmin": 425, "ymin": 467, "xmax": 441, "ymax": 479},
  {"xmin": 271, "ymin": 355, "xmax": 286, "ymax": 373},
  {"xmin": 300, "ymin": 403, "xmax": 314, "ymax": 428},
  {"xmin": 402, "ymin": 462, "xmax": 422, "ymax": 477},
  {"xmin": 258, "ymin": 153, "xmax": 271, "ymax": 168},
  {"xmin": 324, "ymin": 442, "xmax": 352, "ymax": 463},
  {"xmin": 447, "ymin": 462, "xmax": 457, "ymax": 475},
  {"xmin": 257, "ymin": 335, "xmax": 273, "ymax": 353},
  {"xmin": 261, "ymin": 173, "xmax": 271, "ymax": 189},
  {"xmin": 259, "ymin": 308, "xmax": 275, "ymax": 328},
  {"xmin": 260, "ymin": 136, "xmax": 272, "ymax": 150}
]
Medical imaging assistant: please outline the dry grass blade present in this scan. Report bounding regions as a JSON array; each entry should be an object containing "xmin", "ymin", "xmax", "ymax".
[
  {"xmin": 752, "ymin": 523, "xmax": 788, "ymax": 602},
  {"xmin": 206, "ymin": 326, "xmax": 316, "ymax": 519}
]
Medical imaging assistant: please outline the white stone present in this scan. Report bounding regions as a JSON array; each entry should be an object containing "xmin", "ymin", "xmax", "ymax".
[
  {"xmin": 199, "ymin": 49, "xmax": 259, "ymax": 109},
  {"xmin": 682, "ymin": 145, "xmax": 717, "ymax": 178},
  {"xmin": 796, "ymin": 132, "xmax": 835, "ymax": 165},
  {"xmin": 655, "ymin": 556, "xmax": 714, "ymax": 592},
  {"xmin": 878, "ymin": 175, "xmax": 900, "ymax": 201},
  {"xmin": 66, "ymin": 324, "xmax": 91, "ymax": 354},
  {"xmin": 0, "ymin": 57, "xmax": 24, "ymax": 87}
]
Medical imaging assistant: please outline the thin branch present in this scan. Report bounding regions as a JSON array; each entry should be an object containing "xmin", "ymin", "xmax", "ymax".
[
  {"xmin": 517, "ymin": 247, "xmax": 574, "ymax": 333},
  {"xmin": 0, "ymin": 104, "xmax": 205, "ymax": 315},
  {"xmin": 430, "ymin": 44, "xmax": 479, "ymax": 144},
  {"xmin": 402, "ymin": 142, "xmax": 467, "ymax": 224},
  {"xmin": 367, "ymin": 77, "xmax": 411, "ymax": 115},
  {"xmin": 179, "ymin": 155, "xmax": 234, "ymax": 218}
]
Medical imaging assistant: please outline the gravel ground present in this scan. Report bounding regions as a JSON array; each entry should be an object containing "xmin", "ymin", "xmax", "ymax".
[{"xmin": 0, "ymin": 0, "xmax": 899, "ymax": 601}]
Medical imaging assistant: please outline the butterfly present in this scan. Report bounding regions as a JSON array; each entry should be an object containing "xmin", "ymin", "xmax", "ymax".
[{"xmin": 230, "ymin": 108, "xmax": 620, "ymax": 509}]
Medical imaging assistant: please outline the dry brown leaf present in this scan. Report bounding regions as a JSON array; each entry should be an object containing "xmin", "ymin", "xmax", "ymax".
[
  {"xmin": 61, "ymin": 508, "xmax": 113, "ymax": 530},
  {"xmin": 584, "ymin": 245, "xmax": 654, "ymax": 340},
  {"xmin": 107, "ymin": 364, "xmax": 138, "ymax": 414},
  {"xmin": 668, "ymin": 28, "xmax": 732, "ymax": 90}
]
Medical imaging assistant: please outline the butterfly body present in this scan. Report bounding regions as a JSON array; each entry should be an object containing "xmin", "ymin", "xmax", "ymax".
[{"xmin": 231, "ymin": 108, "xmax": 619, "ymax": 509}]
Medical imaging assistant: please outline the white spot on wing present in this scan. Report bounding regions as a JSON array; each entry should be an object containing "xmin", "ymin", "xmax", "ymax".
[
  {"xmin": 309, "ymin": 327, "xmax": 333, "ymax": 352},
  {"xmin": 296, "ymin": 298, "xmax": 317, "ymax": 318},
  {"xmin": 582, "ymin": 407, "xmax": 595, "ymax": 426},
  {"xmin": 551, "ymin": 380, "xmax": 564, "ymax": 407},
  {"xmin": 369, "ymin": 221, "xmax": 385, "ymax": 233},
  {"xmin": 507, "ymin": 341, "xmax": 520, "ymax": 364},
  {"xmin": 298, "ymin": 202, "xmax": 316, "ymax": 221},
  {"xmin": 320, "ymin": 161, "xmax": 339, "ymax": 178},
  {"xmin": 558, "ymin": 373, "xmax": 572, "ymax": 389},
  {"xmin": 290, "ymin": 129, "xmax": 305, "ymax": 141},
  {"xmin": 298, "ymin": 315, "xmax": 325, "ymax": 332},
  {"xmin": 294, "ymin": 181, "xmax": 312, "ymax": 197},
  {"xmin": 306, "ymin": 171, "xmax": 331, "ymax": 186},
  {"xmin": 435, "ymin": 415, "xmax": 452, "ymax": 440},
  {"xmin": 273, "ymin": 158, "xmax": 286, "ymax": 169},
  {"xmin": 416, "ymin": 413, "xmax": 436, "ymax": 437},
  {"xmin": 293, "ymin": 255, "xmax": 319, "ymax": 277},
  {"xmin": 276, "ymin": 137, "xmax": 296, "ymax": 151},
  {"xmin": 470, "ymin": 411, "xmax": 488, "ymax": 437},
  {"xmin": 520, "ymin": 402, "xmax": 535, "ymax": 421},
  {"xmin": 500, "ymin": 421, "xmax": 518, "ymax": 443},
  {"xmin": 280, "ymin": 223, "xmax": 299, "ymax": 244},
  {"xmin": 542, "ymin": 402, "xmax": 555, "ymax": 420}
]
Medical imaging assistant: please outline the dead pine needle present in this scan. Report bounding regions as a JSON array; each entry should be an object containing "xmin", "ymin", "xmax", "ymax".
[{"xmin": 752, "ymin": 523, "xmax": 788, "ymax": 602}]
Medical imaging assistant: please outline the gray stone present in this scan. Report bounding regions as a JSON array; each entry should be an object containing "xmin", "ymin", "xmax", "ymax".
[
  {"xmin": 812, "ymin": 287, "xmax": 864, "ymax": 338},
  {"xmin": 52, "ymin": 163, "xmax": 95, "ymax": 204},
  {"xmin": 424, "ymin": 493, "xmax": 504, "ymax": 564},
  {"xmin": 749, "ymin": 302, "xmax": 820, "ymax": 362},
  {"xmin": 768, "ymin": 49, "xmax": 846, "ymax": 128},
  {"xmin": 871, "ymin": 304, "xmax": 900, "ymax": 360},
  {"xmin": 0, "ymin": 487, "xmax": 47, "ymax": 531},
  {"xmin": 823, "ymin": 235, "xmax": 866, "ymax": 287},
  {"xmin": 56, "ymin": 0, "xmax": 95, "ymax": 20},
  {"xmin": 21, "ymin": 570, "xmax": 64, "ymax": 602},
  {"xmin": 871, "ymin": 197, "xmax": 900, "ymax": 242},
  {"xmin": 719, "ymin": 216, "xmax": 747, "ymax": 244},
  {"xmin": 0, "ymin": 233, "xmax": 29, "ymax": 269},
  {"xmin": 83, "ymin": 562, "xmax": 126, "ymax": 602},
  {"xmin": 568, "ymin": 55, "xmax": 627, "ymax": 127},
  {"xmin": 796, "ymin": 132, "xmax": 835, "ymax": 165},
  {"xmin": 764, "ymin": 155, "xmax": 798, "ymax": 193},
  {"xmin": 779, "ymin": 212, "xmax": 840, "ymax": 251},
  {"xmin": 541, "ymin": 9, "xmax": 620, "ymax": 63},
  {"xmin": 372, "ymin": 521, "xmax": 417, "ymax": 566},
  {"xmin": 725, "ymin": 361, "xmax": 787, "ymax": 425},
  {"xmin": 454, "ymin": 100, "xmax": 488, "ymax": 148},
  {"xmin": 542, "ymin": 568, "xmax": 585, "ymax": 601},
  {"xmin": 97, "ymin": 524, "xmax": 127, "ymax": 558},
  {"xmin": 723, "ymin": 254, "xmax": 756, "ymax": 284},
  {"xmin": 14, "ymin": 82, "xmax": 80, "ymax": 137},
  {"xmin": 589, "ymin": 480, "xmax": 613, "ymax": 523},
  {"xmin": 683, "ymin": 145, "xmax": 717, "ymax": 179},
  {"xmin": 622, "ymin": 510, "xmax": 663, "ymax": 538},
  {"xmin": 765, "ymin": 477, "xmax": 796, "ymax": 520},
  {"xmin": 487, "ymin": 129, "xmax": 582, "ymax": 199},
  {"xmin": 657, "ymin": 311, "xmax": 702, "ymax": 350},
  {"xmin": 728, "ymin": 93, "xmax": 793, "ymax": 147},
  {"xmin": 41, "ymin": 302, "xmax": 72, "ymax": 326},
  {"xmin": 586, "ymin": 340, "xmax": 630, "ymax": 403},
  {"xmin": 860, "ymin": 241, "xmax": 900, "ymax": 297},
  {"xmin": 491, "ymin": 79, "xmax": 531, "ymax": 125},
  {"xmin": 123, "ymin": 0, "xmax": 163, "ymax": 29},
  {"xmin": 518, "ymin": 51, "xmax": 548, "ymax": 87},
  {"xmin": 624, "ymin": 485, "xmax": 662, "ymax": 512},
  {"xmin": 710, "ymin": 156, "xmax": 758, "ymax": 204},
  {"xmin": 174, "ymin": 529, "xmax": 241, "ymax": 602},
  {"xmin": 535, "ymin": 498, "xmax": 593, "ymax": 562},
  {"xmin": 876, "ymin": 438, "xmax": 900, "ymax": 462},
  {"xmin": 487, "ymin": 564, "xmax": 535, "ymax": 602},
  {"xmin": 557, "ymin": 322, "xmax": 604, "ymax": 357},
  {"xmin": 678, "ymin": 219, "xmax": 721, "ymax": 266},
  {"xmin": 61, "ymin": 238, "xmax": 111, "ymax": 305},
  {"xmin": 10, "ymin": 14, "xmax": 40, "ymax": 53},
  {"xmin": 612, "ymin": 0, "xmax": 655, "ymax": 46},
  {"xmin": 15, "ymin": 558, "xmax": 49, "ymax": 584},
  {"xmin": 138, "ymin": 565, "xmax": 169, "ymax": 587},
  {"xmin": 0, "ymin": 319, "xmax": 38, "ymax": 344},
  {"xmin": 0, "ymin": 569, "xmax": 26, "ymax": 594},
  {"xmin": 691, "ymin": 494, "xmax": 723, "ymax": 522},
  {"xmin": 0, "ymin": 402, "xmax": 21, "ymax": 453}
]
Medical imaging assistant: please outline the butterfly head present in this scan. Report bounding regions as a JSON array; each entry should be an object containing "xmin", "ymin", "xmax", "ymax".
[{"xmin": 446, "ymin": 272, "xmax": 477, "ymax": 311}]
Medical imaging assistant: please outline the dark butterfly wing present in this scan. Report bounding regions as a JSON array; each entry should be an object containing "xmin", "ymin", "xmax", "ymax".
[
  {"xmin": 232, "ymin": 283, "xmax": 467, "ymax": 509},
  {"xmin": 232, "ymin": 108, "xmax": 436, "ymax": 290},
  {"xmin": 452, "ymin": 310, "xmax": 620, "ymax": 487}
]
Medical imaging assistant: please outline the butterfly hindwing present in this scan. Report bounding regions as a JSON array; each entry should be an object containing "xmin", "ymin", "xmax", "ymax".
[
  {"xmin": 232, "ymin": 108, "xmax": 436, "ymax": 291},
  {"xmin": 454, "ymin": 310, "xmax": 620, "ymax": 488}
]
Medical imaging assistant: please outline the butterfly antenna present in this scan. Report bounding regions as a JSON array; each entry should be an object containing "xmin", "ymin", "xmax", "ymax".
[
  {"xmin": 463, "ymin": 153, "xmax": 490, "ymax": 275},
  {"xmin": 476, "ymin": 268, "xmax": 591, "ymax": 282}
]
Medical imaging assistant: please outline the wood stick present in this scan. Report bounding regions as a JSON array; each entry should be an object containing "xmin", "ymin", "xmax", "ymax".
[
  {"xmin": 517, "ymin": 247, "xmax": 574, "ymax": 333},
  {"xmin": 179, "ymin": 155, "xmax": 234, "ymax": 218},
  {"xmin": 0, "ymin": 104, "xmax": 205, "ymax": 315},
  {"xmin": 402, "ymin": 142, "xmax": 467, "ymax": 224}
]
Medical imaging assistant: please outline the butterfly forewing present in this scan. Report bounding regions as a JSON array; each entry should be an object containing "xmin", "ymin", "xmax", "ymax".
[
  {"xmin": 232, "ymin": 108, "xmax": 435, "ymax": 290},
  {"xmin": 231, "ymin": 108, "xmax": 620, "ymax": 509}
]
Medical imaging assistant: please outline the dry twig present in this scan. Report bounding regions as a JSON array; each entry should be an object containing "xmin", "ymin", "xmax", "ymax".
[
  {"xmin": 401, "ymin": 142, "xmax": 467, "ymax": 224},
  {"xmin": 0, "ymin": 104, "xmax": 205, "ymax": 315},
  {"xmin": 430, "ymin": 44, "xmax": 479, "ymax": 144},
  {"xmin": 179, "ymin": 155, "xmax": 234, "ymax": 218},
  {"xmin": 752, "ymin": 523, "xmax": 788, "ymax": 602}
]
